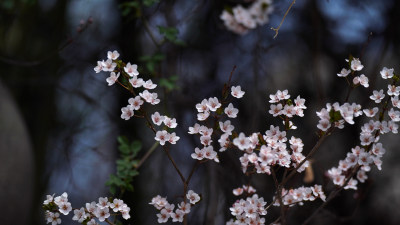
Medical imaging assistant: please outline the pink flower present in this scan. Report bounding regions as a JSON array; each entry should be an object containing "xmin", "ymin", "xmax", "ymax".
[{"xmin": 231, "ymin": 86, "xmax": 245, "ymax": 98}]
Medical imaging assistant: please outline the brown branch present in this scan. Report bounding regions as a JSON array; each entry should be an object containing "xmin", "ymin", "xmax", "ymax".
[
  {"xmin": 271, "ymin": 168, "xmax": 286, "ymax": 225},
  {"xmin": 271, "ymin": 0, "xmax": 296, "ymax": 39}
]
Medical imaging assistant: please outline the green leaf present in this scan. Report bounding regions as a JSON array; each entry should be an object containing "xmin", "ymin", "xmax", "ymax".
[
  {"xmin": 129, "ymin": 170, "xmax": 140, "ymax": 177},
  {"xmin": 329, "ymin": 109, "xmax": 342, "ymax": 122},
  {"xmin": 131, "ymin": 140, "xmax": 142, "ymax": 155}
]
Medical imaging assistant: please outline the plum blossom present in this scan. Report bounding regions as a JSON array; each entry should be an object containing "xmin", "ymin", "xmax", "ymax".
[
  {"xmin": 231, "ymin": 86, "xmax": 245, "ymax": 98},
  {"xmin": 124, "ymin": 62, "xmax": 139, "ymax": 76},
  {"xmin": 107, "ymin": 50, "xmax": 120, "ymax": 60},
  {"xmin": 106, "ymin": 72, "xmax": 119, "ymax": 86},
  {"xmin": 380, "ymin": 67, "xmax": 394, "ymax": 79},
  {"xmin": 224, "ymin": 103, "xmax": 239, "ymax": 118},
  {"xmin": 155, "ymin": 130, "xmax": 170, "ymax": 146},
  {"xmin": 337, "ymin": 68, "xmax": 351, "ymax": 77},
  {"xmin": 370, "ymin": 90, "xmax": 385, "ymax": 103},
  {"xmin": 351, "ymin": 58, "xmax": 363, "ymax": 71},
  {"xmin": 186, "ymin": 190, "xmax": 201, "ymax": 204}
]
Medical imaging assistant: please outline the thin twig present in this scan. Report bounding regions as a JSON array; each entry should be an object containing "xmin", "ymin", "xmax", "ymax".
[
  {"xmin": 135, "ymin": 141, "xmax": 159, "ymax": 169},
  {"xmin": 271, "ymin": 0, "xmax": 296, "ymax": 39}
]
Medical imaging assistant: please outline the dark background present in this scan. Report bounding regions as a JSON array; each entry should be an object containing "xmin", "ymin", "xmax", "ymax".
[{"xmin": 1, "ymin": 0, "xmax": 400, "ymax": 224}]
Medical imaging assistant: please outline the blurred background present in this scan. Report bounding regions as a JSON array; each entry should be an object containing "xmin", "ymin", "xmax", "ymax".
[{"xmin": 1, "ymin": 0, "xmax": 400, "ymax": 224}]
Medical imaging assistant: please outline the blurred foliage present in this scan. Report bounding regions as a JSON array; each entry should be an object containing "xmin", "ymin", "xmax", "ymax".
[
  {"xmin": 106, "ymin": 136, "xmax": 142, "ymax": 195},
  {"xmin": 158, "ymin": 26, "xmax": 186, "ymax": 46},
  {"xmin": 119, "ymin": 0, "xmax": 160, "ymax": 17},
  {"xmin": 159, "ymin": 75, "xmax": 179, "ymax": 92},
  {"xmin": 0, "ymin": 0, "xmax": 36, "ymax": 11},
  {"xmin": 139, "ymin": 52, "xmax": 165, "ymax": 74}
]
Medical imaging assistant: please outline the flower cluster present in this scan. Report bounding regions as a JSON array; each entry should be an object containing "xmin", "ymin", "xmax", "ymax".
[
  {"xmin": 149, "ymin": 190, "xmax": 200, "ymax": 223},
  {"xmin": 268, "ymin": 89, "xmax": 306, "ymax": 125},
  {"xmin": 220, "ymin": 0, "xmax": 274, "ymax": 35},
  {"xmin": 43, "ymin": 192, "xmax": 130, "ymax": 225},
  {"xmin": 94, "ymin": 50, "xmax": 160, "ymax": 120},
  {"xmin": 327, "ymin": 65, "xmax": 400, "ymax": 190},
  {"xmin": 337, "ymin": 58, "xmax": 369, "ymax": 87},
  {"xmin": 152, "ymin": 112, "xmax": 180, "ymax": 145},
  {"xmin": 94, "ymin": 51, "xmax": 180, "ymax": 146},
  {"xmin": 236, "ymin": 126, "xmax": 309, "ymax": 174},
  {"xmin": 316, "ymin": 102, "xmax": 363, "ymax": 131},
  {"xmin": 273, "ymin": 185, "xmax": 326, "ymax": 207},
  {"xmin": 226, "ymin": 194, "xmax": 267, "ymax": 225},
  {"xmin": 188, "ymin": 86, "xmax": 245, "ymax": 162}
]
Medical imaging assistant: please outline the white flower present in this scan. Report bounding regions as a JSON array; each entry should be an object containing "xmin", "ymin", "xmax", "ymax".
[
  {"xmin": 188, "ymin": 123, "xmax": 201, "ymax": 134},
  {"xmin": 143, "ymin": 79, "xmax": 157, "ymax": 89},
  {"xmin": 95, "ymin": 207, "xmax": 110, "ymax": 222},
  {"xmin": 177, "ymin": 201, "xmax": 191, "ymax": 214},
  {"xmin": 370, "ymin": 90, "xmax": 385, "ymax": 103},
  {"xmin": 168, "ymin": 132, "xmax": 180, "ymax": 144},
  {"xmin": 87, "ymin": 219, "xmax": 97, "ymax": 225},
  {"xmin": 392, "ymin": 96, "xmax": 400, "ymax": 109},
  {"xmin": 128, "ymin": 96, "xmax": 144, "ymax": 110},
  {"xmin": 110, "ymin": 199, "xmax": 124, "ymax": 212},
  {"xmin": 102, "ymin": 59, "xmax": 117, "ymax": 72},
  {"xmin": 225, "ymin": 103, "xmax": 239, "ymax": 118},
  {"xmin": 97, "ymin": 197, "xmax": 110, "ymax": 209},
  {"xmin": 351, "ymin": 58, "xmax": 363, "ymax": 71},
  {"xmin": 121, "ymin": 206, "xmax": 131, "ymax": 220},
  {"xmin": 121, "ymin": 105, "xmax": 134, "ymax": 120},
  {"xmin": 171, "ymin": 209, "xmax": 185, "ymax": 222},
  {"xmin": 276, "ymin": 89, "xmax": 290, "ymax": 100},
  {"xmin": 54, "ymin": 192, "xmax": 68, "ymax": 206},
  {"xmin": 219, "ymin": 120, "xmax": 234, "ymax": 134},
  {"xmin": 317, "ymin": 119, "xmax": 331, "ymax": 131},
  {"xmin": 129, "ymin": 76, "xmax": 144, "ymax": 88},
  {"xmin": 231, "ymin": 86, "xmax": 245, "ymax": 98},
  {"xmin": 157, "ymin": 208, "xmax": 170, "ymax": 223},
  {"xmin": 163, "ymin": 116, "xmax": 178, "ymax": 128},
  {"xmin": 196, "ymin": 99, "xmax": 209, "ymax": 113},
  {"xmin": 186, "ymin": 190, "xmax": 201, "ymax": 204},
  {"xmin": 46, "ymin": 211, "xmax": 61, "ymax": 225},
  {"xmin": 107, "ymin": 50, "xmax": 120, "ymax": 60},
  {"xmin": 155, "ymin": 130, "xmax": 170, "ymax": 146},
  {"xmin": 233, "ymin": 133, "xmax": 250, "ymax": 150},
  {"xmin": 191, "ymin": 147, "xmax": 205, "ymax": 160},
  {"xmin": 149, "ymin": 195, "xmax": 168, "ymax": 210},
  {"xmin": 139, "ymin": 90, "xmax": 154, "ymax": 103},
  {"xmin": 203, "ymin": 146, "xmax": 217, "ymax": 161},
  {"xmin": 43, "ymin": 194, "xmax": 54, "ymax": 205},
  {"xmin": 94, "ymin": 60, "xmax": 104, "ymax": 73},
  {"xmin": 197, "ymin": 111, "xmax": 210, "ymax": 121},
  {"xmin": 363, "ymin": 107, "xmax": 378, "ymax": 117},
  {"xmin": 206, "ymin": 97, "xmax": 221, "ymax": 111},
  {"xmin": 86, "ymin": 202, "xmax": 97, "ymax": 214},
  {"xmin": 151, "ymin": 112, "xmax": 165, "ymax": 126},
  {"xmin": 380, "ymin": 67, "xmax": 394, "ymax": 79},
  {"xmin": 124, "ymin": 63, "xmax": 139, "ymax": 76},
  {"xmin": 269, "ymin": 104, "xmax": 282, "ymax": 117},
  {"xmin": 337, "ymin": 68, "xmax": 351, "ymax": 77},
  {"xmin": 58, "ymin": 202, "xmax": 72, "ymax": 215},
  {"xmin": 106, "ymin": 72, "xmax": 120, "ymax": 86},
  {"xmin": 72, "ymin": 207, "xmax": 87, "ymax": 223},
  {"xmin": 359, "ymin": 74, "xmax": 369, "ymax": 87},
  {"xmin": 387, "ymin": 84, "xmax": 400, "ymax": 96}
]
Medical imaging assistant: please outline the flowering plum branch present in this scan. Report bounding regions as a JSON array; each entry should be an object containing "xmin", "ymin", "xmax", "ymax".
[{"xmin": 43, "ymin": 50, "xmax": 400, "ymax": 225}]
